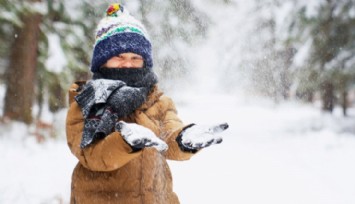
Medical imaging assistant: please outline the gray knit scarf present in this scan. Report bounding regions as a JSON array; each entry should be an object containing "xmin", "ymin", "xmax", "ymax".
[{"xmin": 75, "ymin": 68, "xmax": 158, "ymax": 148}]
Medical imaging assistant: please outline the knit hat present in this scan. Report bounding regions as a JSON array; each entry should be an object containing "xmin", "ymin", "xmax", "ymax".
[{"xmin": 91, "ymin": 3, "xmax": 153, "ymax": 72}]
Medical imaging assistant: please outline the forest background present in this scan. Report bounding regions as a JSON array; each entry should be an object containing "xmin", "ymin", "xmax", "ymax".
[{"xmin": 0, "ymin": 0, "xmax": 354, "ymax": 125}]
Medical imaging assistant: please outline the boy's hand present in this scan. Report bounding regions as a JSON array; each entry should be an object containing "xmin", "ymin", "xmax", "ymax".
[
  {"xmin": 116, "ymin": 121, "xmax": 168, "ymax": 152},
  {"xmin": 178, "ymin": 123, "xmax": 229, "ymax": 150}
]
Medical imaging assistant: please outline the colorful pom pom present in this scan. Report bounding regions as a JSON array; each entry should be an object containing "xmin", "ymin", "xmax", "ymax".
[{"xmin": 106, "ymin": 3, "xmax": 122, "ymax": 17}]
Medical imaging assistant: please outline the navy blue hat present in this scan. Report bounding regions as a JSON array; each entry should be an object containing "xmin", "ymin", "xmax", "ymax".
[{"xmin": 91, "ymin": 3, "xmax": 152, "ymax": 72}]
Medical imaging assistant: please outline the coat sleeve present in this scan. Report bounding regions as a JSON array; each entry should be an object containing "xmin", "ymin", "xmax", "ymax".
[
  {"xmin": 66, "ymin": 82, "xmax": 142, "ymax": 172},
  {"xmin": 158, "ymin": 96, "xmax": 198, "ymax": 161}
]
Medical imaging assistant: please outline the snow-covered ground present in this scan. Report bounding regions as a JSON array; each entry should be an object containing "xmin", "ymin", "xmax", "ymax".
[
  {"xmin": 1, "ymin": 93, "xmax": 355, "ymax": 204},
  {"xmin": 171, "ymin": 93, "xmax": 355, "ymax": 204}
]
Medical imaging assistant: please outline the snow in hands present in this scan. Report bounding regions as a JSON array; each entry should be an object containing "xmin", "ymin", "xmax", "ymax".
[
  {"xmin": 116, "ymin": 121, "xmax": 168, "ymax": 152},
  {"xmin": 181, "ymin": 123, "xmax": 229, "ymax": 149}
]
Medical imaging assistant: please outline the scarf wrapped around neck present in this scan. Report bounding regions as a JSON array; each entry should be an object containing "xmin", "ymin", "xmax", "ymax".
[{"xmin": 75, "ymin": 67, "xmax": 158, "ymax": 148}]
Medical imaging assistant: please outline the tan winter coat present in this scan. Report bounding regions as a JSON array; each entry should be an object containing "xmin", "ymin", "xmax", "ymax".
[{"xmin": 66, "ymin": 81, "xmax": 195, "ymax": 204}]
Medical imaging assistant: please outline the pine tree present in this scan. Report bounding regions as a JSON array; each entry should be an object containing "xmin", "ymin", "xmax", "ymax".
[
  {"xmin": 0, "ymin": 0, "xmax": 96, "ymax": 124},
  {"xmin": 288, "ymin": 0, "xmax": 355, "ymax": 114},
  {"xmin": 3, "ymin": 0, "xmax": 42, "ymax": 124}
]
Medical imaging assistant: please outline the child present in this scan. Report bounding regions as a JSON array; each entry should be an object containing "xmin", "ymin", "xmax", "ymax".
[{"xmin": 66, "ymin": 3, "xmax": 228, "ymax": 204}]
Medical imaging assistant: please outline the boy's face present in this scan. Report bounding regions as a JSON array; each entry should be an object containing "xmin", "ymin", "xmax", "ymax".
[{"xmin": 102, "ymin": 52, "xmax": 144, "ymax": 69}]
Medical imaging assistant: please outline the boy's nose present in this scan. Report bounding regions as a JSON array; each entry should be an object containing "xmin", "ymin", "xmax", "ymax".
[{"xmin": 120, "ymin": 60, "xmax": 133, "ymax": 68}]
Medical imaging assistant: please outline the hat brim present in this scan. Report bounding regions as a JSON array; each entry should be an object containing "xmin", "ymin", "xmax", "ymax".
[{"xmin": 91, "ymin": 32, "xmax": 153, "ymax": 72}]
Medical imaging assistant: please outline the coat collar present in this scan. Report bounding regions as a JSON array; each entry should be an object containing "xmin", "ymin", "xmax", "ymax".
[{"xmin": 136, "ymin": 85, "xmax": 163, "ymax": 110}]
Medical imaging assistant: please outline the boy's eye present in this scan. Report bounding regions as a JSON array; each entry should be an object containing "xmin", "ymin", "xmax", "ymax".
[
  {"xmin": 132, "ymin": 57, "xmax": 143, "ymax": 61},
  {"xmin": 115, "ymin": 56, "xmax": 125, "ymax": 60}
]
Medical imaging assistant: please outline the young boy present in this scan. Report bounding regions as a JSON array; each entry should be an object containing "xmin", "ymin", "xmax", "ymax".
[{"xmin": 66, "ymin": 3, "xmax": 228, "ymax": 204}]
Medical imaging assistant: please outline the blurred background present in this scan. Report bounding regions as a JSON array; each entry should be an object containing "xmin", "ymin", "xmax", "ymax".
[
  {"xmin": 0, "ymin": 0, "xmax": 354, "ymax": 126},
  {"xmin": 0, "ymin": 0, "xmax": 355, "ymax": 203}
]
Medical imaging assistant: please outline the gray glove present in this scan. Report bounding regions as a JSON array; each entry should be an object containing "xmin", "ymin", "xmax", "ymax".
[
  {"xmin": 177, "ymin": 123, "xmax": 229, "ymax": 152},
  {"xmin": 116, "ymin": 121, "xmax": 168, "ymax": 152}
]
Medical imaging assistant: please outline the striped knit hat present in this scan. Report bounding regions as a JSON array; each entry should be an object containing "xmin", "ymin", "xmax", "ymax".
[{"xmin": 91, "ymin": 3, "xmax": 152, "ymax": 72}]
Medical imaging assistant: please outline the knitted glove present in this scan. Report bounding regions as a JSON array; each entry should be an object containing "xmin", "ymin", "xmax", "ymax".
[
  {"xmin": 116, "ymin": 121, "xmax": 168, "ymax": 152},
  {"xmin": 176, "ymin": 123, "xmax": 229, "ymax": 152}
]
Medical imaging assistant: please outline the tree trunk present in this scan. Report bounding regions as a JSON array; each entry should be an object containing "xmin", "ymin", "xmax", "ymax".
[
  {"xmin": 3, "ymin": 6, "xmax": 42, "ymax": 124},
  {"xmin": 305, "ymin": 91, "xmax": 314, "ymax": 103},
  {"xmin": 321, "ymin": 82, "xmax": 334, "ymax": 112},
  {"xmin": 341, "ymin": 90, "xmax": 348, "ymax": 116}
]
